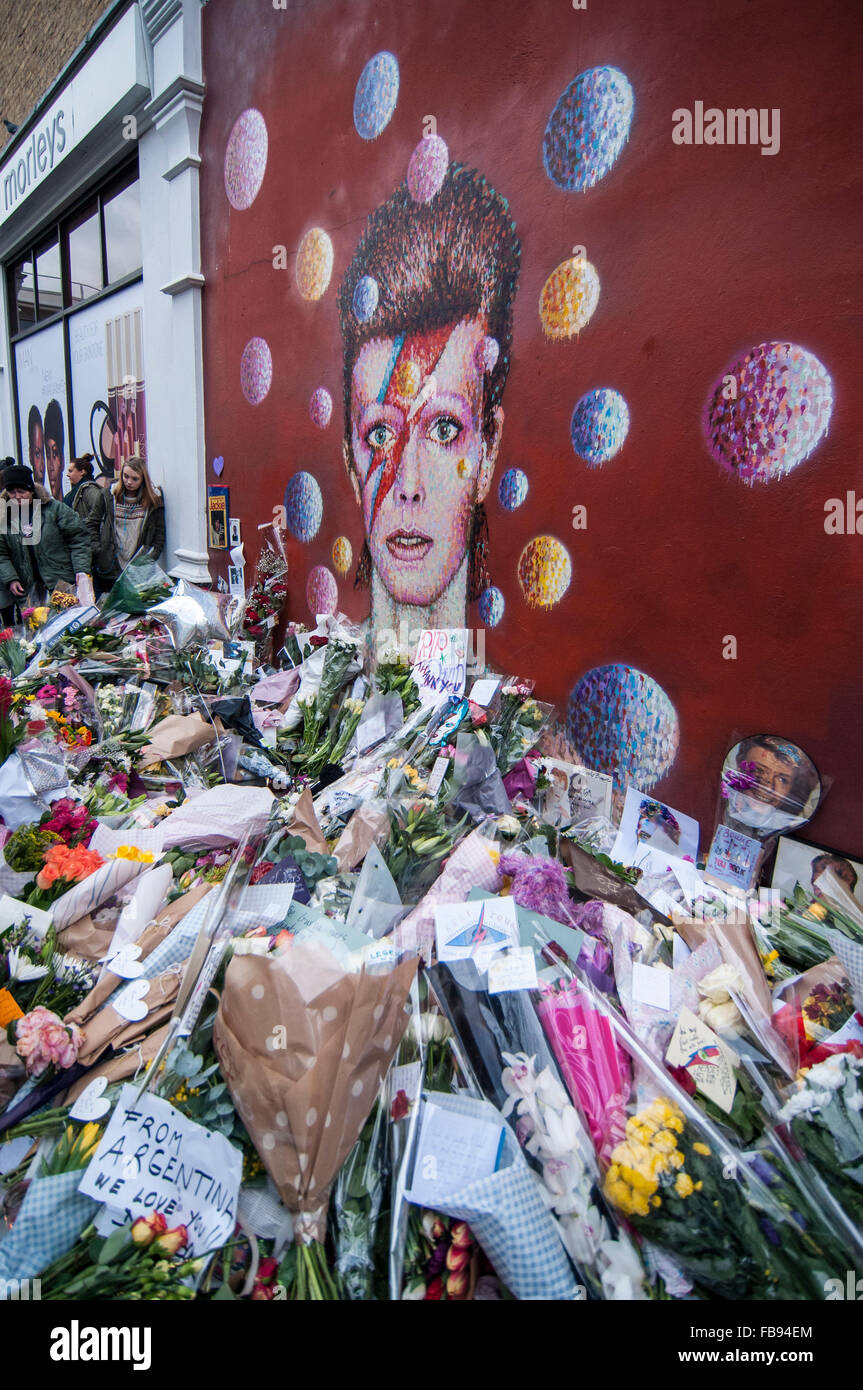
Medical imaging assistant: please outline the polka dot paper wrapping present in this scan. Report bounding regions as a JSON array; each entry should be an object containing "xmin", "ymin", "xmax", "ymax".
[{"xmin": 213, "ymin": 946, "xmax": 417, "ymax": 1240}]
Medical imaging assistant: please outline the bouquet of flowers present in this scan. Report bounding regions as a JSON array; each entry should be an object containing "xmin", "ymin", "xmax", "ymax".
[
  {"xmin": 491, "ymin": 679, "xmax": 553, "ymax": 775},
  {"xmin": 213, "ymin": 940, "xmax": 416, "ymax": 1298},
  {"xmin": 24, "ymin": 841, "xmax": 106, "ymax": 909},
  {"xmin": 778, "ymin": 1051, "xmax": 863, "ymax": 1226},
  {"xmin": 0, "ymin": 628, "xmax": 34, "ymax": 677},
  {"xmin": 0, "ymin": 674, "xmax": 26, "ymax": 765}
]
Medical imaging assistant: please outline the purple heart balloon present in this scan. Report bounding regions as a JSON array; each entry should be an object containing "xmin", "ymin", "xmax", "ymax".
[{"xmin": 213, "ymin": 456, "xmax": 225, "ymax": 476}]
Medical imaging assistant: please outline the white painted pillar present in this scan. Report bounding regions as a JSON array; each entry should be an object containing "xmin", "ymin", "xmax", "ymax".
[{"xmin": 138, "ymin": 0, "xmax": 209, "ymax": 583}]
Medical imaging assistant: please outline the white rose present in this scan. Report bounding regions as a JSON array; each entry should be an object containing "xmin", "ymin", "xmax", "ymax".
[
  {"xmin": 696, "ymin": 962, "xmax": 744, "ymax": 1004},
  {"xmin": 698, "ymin": 998, "xmax": 743, "ymax": 1035}
]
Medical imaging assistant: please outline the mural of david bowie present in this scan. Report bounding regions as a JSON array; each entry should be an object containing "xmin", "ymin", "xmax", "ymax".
[{"xmin": 337, "ymin": 163, "xmax": 521, "ymax": 656}]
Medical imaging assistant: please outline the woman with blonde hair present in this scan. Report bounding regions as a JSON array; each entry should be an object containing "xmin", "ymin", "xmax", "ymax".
[{"xmin": 99, "ymin": 454, "xmax": 166, "ymax": 583}]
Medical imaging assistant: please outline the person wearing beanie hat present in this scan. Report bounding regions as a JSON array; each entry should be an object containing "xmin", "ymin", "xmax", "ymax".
[
  {"xmin": 3, "ymin": 464, "xmax": 36, "ymax": 493},
  {"xmin": 1, "ymin": 463, "xmax": 92, "ymax": 603}
]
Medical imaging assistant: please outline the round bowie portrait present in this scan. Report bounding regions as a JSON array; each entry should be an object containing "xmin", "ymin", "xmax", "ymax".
[{"xmin": 720, "ymin": 734, "xmax": 821, "ymax": 840}]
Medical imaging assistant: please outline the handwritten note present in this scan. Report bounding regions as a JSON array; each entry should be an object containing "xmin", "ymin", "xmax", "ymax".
[
  {"xmin": 488, "ymin": 947, "xmax": 539, "ymax": 994},
  {"xmin": 412, "ymin": 629, "xmax": 468, "ymax": 707},
  {"xmin": 406, "ymin": 1096, "xmax": 504, "ymax": 1207},
  {"xmin": 666, "ymin": 1007, "xmax": 738, "ymax": 1114},
  {"xmin": 78, "ymin": 1085, "xmax": 242, "ymax": 1257}
]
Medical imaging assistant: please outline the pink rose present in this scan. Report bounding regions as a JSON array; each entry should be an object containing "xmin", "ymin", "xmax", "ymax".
[{"xmin": 14, "ymin": 1007, "xmax": 84, "ymax": 1078}]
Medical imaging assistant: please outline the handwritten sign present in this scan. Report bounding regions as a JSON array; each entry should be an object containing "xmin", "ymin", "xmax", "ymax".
[
  {"xmin": 412, "ymin": 629, "xmax": 468, "ymax": 707},
  {"xmin": 666, "ymin": 1007, "xmax": 738, "ymax": 1114},
  {"xmin": 78, "ymin": 1084, "xmax": 242, "ymax": 1257}
]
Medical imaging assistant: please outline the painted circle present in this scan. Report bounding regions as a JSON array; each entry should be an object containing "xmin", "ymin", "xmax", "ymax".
[
  {"xmin": 544, "ymin": 67, "xmax": 634, "ymax": 192},
  {"xmin": 567, "ymin": 663, "xmax": 679, "ymax": 790},
  {"xmin": 703, "ymin": 342, "xmax": 833, "ymax": 484},
  {"xmin": 394, "ymin": 359, "xmax": 422, "ymax": 397},
  {"xmin": 306, "ymin": 565, "xmax": 338, "ymax": 616},
  {"xmin": 224, "ymin": 108, "xmax": 268, "ymax": 210},
  {"xmin": 518, "ymin": 536, "xmax": 572, "ymax": 608},
  {"xmin": 240, "ymin": 337, "xmax": 272, "ymax": 406},
  {"xmin": 354, "ymin": 51, "xmax": 400, "ymax": 139},
  {"xmin": 540, "ymin": 257, "xmax": 600, "ymax": 339},
  {"xmin": 296, "ymin": 228, "xmax": 334, "ymax": 301},
  {"xmin": 284, "ymin": 471, "xmax": 323, "ymax": 542},
  {"xmin": 353, "ymin": 274, "xmax": 379, "ymax": 323},
  {"xmin": 478, "ymin": 586, "xmax": 505, "ymax": 627},
  {"xmin": 474, "ymin": 336, "xmax": 500, "ymax": 374},
  {"xmin": 407, "ymin": 133, "xmax": 449, "ymax": 202},
  {"xmin": 332, "ymin": 536, "xmax": 353, "ymax": 576},
  {"xmin": 570, "ymin": 389, "xmax": 630, "ymax": 465},
  {"xmin": 309, "ymin": 388, "xmax": 332, "ymax": 429},
  {"xmin": 498, "ymin": 468, "xmax": 528, "ymax": 510}
]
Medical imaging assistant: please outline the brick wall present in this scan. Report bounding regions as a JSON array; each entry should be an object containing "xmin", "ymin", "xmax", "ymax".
[{"xmin": 0, "ymin": 0, "xmax": 111, "ymax": 152}]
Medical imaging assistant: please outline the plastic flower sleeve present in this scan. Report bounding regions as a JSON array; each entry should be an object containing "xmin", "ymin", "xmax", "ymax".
[
  {"xmin": 403, "ymin": 1090, "xmax": 581, "ymax": 1301},
  {"xmin": 571, "ymin": 968, "xmax": 848, "ymax": 1299},
  {"xmin": 330, "ymin": 1089, "xmax": 389, "ymax": 1299},
  {"xmin": 100, "ymin": 554, "xmax": 173, "ymax": 617}
]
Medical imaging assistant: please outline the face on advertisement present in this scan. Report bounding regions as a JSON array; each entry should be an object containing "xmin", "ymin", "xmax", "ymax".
[
  {"xmin": 347, "ymin": 316, "xmax": 501, "ymax": 607},
  {"xmin": 28, "ymin": 415, "xmax": 44, "ymax": 484},
  {"xmin": 45, "ymin": 435, "xmax": 64, "ymax": 497}
]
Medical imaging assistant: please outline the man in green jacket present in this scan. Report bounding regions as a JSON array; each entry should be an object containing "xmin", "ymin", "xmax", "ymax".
[{"xmin": 0, "ymin": 464, "xmax": 93, "ymax": 601}]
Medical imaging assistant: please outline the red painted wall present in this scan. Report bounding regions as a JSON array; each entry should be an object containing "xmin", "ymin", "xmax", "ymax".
[{"xmin": 200, "ymin": 0, "xmax": 862, "ymax": 854}]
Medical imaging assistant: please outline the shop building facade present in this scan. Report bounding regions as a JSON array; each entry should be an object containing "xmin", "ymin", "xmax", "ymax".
[{"xmin": 0, "ymin": 0, "xmax": 210, "ymax": 583}]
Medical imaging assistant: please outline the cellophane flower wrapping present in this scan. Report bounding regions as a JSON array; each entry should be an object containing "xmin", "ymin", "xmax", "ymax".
[
  {"xmin": 213, "ymin": 940, "xmax": 416, "ymax": 1243},
  {"xmin": 536, "ymin": 978, "xmax": 631, "ymax": 1166}
]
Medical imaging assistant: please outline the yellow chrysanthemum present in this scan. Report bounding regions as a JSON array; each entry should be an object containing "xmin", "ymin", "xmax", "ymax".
[
  {"xmin": 674, "ymin": 1172, "xmax": 695, "ymax": 1198},
  {"xmin": 630, "ymin": 1190, "xmax": 651, "ymax": 1217},
  {"xmin": 693, "ymin": 1142, "xmax": 711, "ymax": 1157},
  {"xmin": 668, "ymin": 1149, "xmax": 685, "ymax": 1170},
  {"xmin": 651, "ymin": 1194, "xmax": 662, "ymax": 1207},
  {"xmin": 652, "ymin": 1129, "xmax": 678, "ymax": 1155}
]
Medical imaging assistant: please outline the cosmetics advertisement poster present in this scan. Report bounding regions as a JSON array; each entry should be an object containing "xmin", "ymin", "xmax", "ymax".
[
  {"xmin": 68, "ymin": 283, "xmax": 146, "ymax": 487},
  {"xmin": 14, "ymin": 320, "xmax": 68, "ymax": 500}
]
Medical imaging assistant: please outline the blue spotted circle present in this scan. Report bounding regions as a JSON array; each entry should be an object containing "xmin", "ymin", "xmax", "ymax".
[
  {"xmin": 284, "ymin": 471, "xmax": 323, "ymax": 543},
  {"xmin": 478, "ymin": 586, "xmax": 505, "ymax": 627},
  {"xmin": 570, "ymin": 389, "xmax": 630, "ymax": 465},
  {"xmin": 498, "ymin": 468, "xmax": 529, "ymax": 510},
  {"xmin": 544, "ymin": 66, "xmax": 634, "ymax": 193},
  {"xmin": 353, "ymin": 274, "xmax": 379, "ymax": 323},
  {"xmin": 354, "ymin": 52, "xmax": 400, "ymax": 140}
]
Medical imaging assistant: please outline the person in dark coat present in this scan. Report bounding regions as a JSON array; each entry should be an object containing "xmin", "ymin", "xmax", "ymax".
[{"xmin": 0, "ymin": 464, "xmax": 92, "ymax": 603}]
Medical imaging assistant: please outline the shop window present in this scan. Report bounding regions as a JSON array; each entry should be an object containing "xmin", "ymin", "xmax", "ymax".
[
  {"xmin": 35, "ymin": 238, "xmax": 62, "ymax": 320},
  {"xmin": 10, "ymin": 255, "xmax": 36, "ymax": 331},
  {"xmin": 103, "ymin": 178, "xmax": 141, "ymax": 285},
  {"xmin": 68, "ymin": 204, "xmax": 102, "ymax": 304}
]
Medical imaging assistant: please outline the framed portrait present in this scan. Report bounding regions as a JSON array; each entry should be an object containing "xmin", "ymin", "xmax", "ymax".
[{"xmin": 208, "ymin": 484, "xmax": 229, "ymax": 550}]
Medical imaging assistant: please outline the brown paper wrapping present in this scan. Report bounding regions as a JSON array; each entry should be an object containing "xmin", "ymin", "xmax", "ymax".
[
  {"xmin": 62, "ymin": 1022, "xmax": 175, "ymax": 1104},
  {"xmin": 58, "ymin": 911, "xmax": 122, "ymax": 962},
  {"xmin": 333, "ymin": 803, "xmax": 390, "ymax": 873},
  {"xmin": 75, "ymin": 963, "xmax": 186, "ymax": 1068},
  {"xmin": 65, "ymin": 916, "xmax": 184, "ymax": 1027},
  {"xmin": 560, "ymin": 840, "xmax": 665, "ymax": 920},
  {"xmin": 213, "ymin": 943, "xmax": 416, "ymax": 1240},
  {"xmin": 139, "ymin": 713, "xmax": 218, "ymax": 769},
  {"xmin": 286, "ymin": 786, "xmax": 329, "ymax": 856}
]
